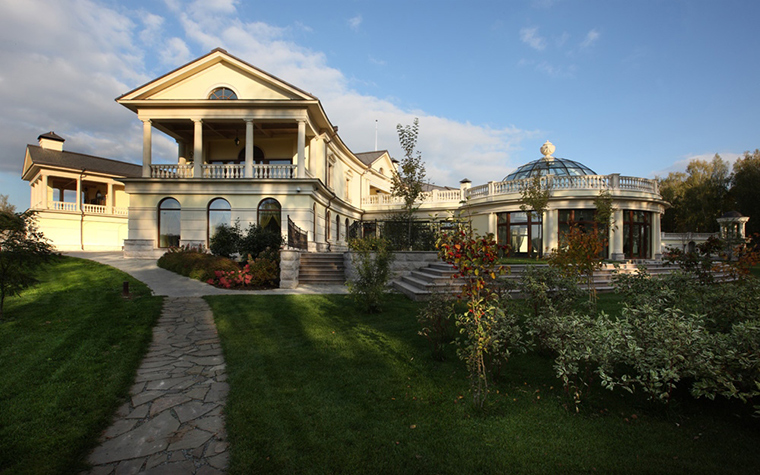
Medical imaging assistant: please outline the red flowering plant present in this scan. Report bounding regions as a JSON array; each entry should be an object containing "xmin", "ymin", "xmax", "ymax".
[
  {"xmin": 436, "ymin": 225, "xmax": 524, "ymax": 407},
  {"xmin": 207, "ymin": 254, "xmax": 279, "ymax": 289}
]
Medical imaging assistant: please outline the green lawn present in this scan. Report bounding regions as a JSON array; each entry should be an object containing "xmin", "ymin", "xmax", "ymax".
[
  {"xmin": 207, "ymin": 293, "xmax": 760, "ymax": 475},
  {"xmin": 0, "ymin": 256, "xmax": 164, "ymax": 474}
]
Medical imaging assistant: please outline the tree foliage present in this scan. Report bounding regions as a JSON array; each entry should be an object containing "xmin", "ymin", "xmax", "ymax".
[
  {"xmin": 0, "ymin": 210, "xmax": 55, "ymax": 319},
  {"xmin": 347, "ymin": 237, "xmax": 395, "ymax": 313},
  {"xmin": 519, "ymin": 174, "xmax": 550, "ymax": 257},
  {"xmin": 730, "ymin": 149, "xmax": 760, "ymax": 236},
  {"xmin": 658, "ymin": 154, "xmax": 731, "ymax": 232}
]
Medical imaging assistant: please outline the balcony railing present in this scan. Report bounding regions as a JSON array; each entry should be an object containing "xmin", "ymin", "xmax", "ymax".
[
  {"xmin": 362, "ymin": 174, "xmax": 659, "ymax": 207},
  {"xmin": 149, "ymin": 163, "xmax": 297, "ymax": 179},
  {"xmin": 45, "ymin": 201, "xmax": 128, "ymax": 216}
]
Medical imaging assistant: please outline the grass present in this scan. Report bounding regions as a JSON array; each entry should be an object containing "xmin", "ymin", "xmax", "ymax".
[
  {"xmin": 0, "ymin": 256, "xmax": 164, "ymax": 474},
  {"xmin": 207, "ymin": 293, "xmax": 760, "ymax": 474}
]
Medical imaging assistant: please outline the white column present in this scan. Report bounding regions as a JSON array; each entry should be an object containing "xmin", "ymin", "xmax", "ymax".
[
  {"xmin": 178, "ymin": 141, "xmax": 186, "ymax": 165},
  {"xmin": 142, "ymin": 119, "xmax": 152, "ymax": 178},
  {"xmin": 76, "ymin": 175, "xmax": 82, "ymax": 211},
  {"xmin": 193, "ymin": 119, "xmax": 203, "ymax": 178},
  {"xmin": 107, "ymin": 182, "xmax": 114, "ymax": 214},
  {"xmin": 544, "ymin": 208, "xmax": 558, "ymax": 256},
  {"xmin": 652, "ymin": 212, "xmax": 662, "ymax": 260},
  {"xmin": 610, "ymin": 208, "xmax": 625, "ymax": 260},
  {"xmin": 41, "ymin": 174, "xmax": 48, "ymax": 209},
  {"xmin": 297, "ymin": 120, "xmax": 306, "ymax": 178},
  {"xmin": 245, "ymin": 119, "xmax": 254, "ymax": 178}
]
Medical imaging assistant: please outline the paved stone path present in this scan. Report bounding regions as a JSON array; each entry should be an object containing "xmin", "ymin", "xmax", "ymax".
[{"xmin": 87, "ymin": 297, "xmax": 229, "ymax": 474}]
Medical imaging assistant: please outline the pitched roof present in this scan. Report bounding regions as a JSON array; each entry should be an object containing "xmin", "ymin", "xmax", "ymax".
[
  {"xmin": 23, "ymin": 145, "xmax": 142, "ymax": 180},
  {"xmin": 354, "ymin": 150, "xmax": 390, "ymax": 166},
  {"xmin": 37, "ymin": 131, "xmax": 65, "ymax": 142}
]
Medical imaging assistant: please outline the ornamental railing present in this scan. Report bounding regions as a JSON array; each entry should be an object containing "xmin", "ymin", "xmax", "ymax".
[
  {"xmin": 361, "ymin": 174, "xmax": 659, "ymax": 207},
  {"xmin": 148, "ymin": 163, "xmax": 297, "ymax": 179},
  {"xmin": 287, "ymin": 216, "xmax": 308, "ymax": 250},
  {"xmin": 46, "ymin": 201, "xmax": 128, "ymax": 216}
]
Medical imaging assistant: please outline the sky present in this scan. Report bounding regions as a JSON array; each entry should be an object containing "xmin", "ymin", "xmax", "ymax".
[{"xmin": 1, "ymin": 0, "xmax": 759, "ymax": 210}]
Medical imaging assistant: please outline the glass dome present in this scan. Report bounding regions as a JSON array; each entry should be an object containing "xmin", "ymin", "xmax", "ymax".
[{"xmin": 504, "ymin": 157, "xmax": 597, "ymax": 181}]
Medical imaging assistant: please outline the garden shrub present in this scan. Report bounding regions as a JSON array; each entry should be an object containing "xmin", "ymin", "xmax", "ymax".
[
  {"xmin": 206, "ymin": 256, "xmax": 279, "ymax": 289},
  {"xmin": 157, "ymin": 248, "xmax": 240, "ymax": 282},
  {"xmin": 417, "ymin": 291, "xmax": 456, "ymax": 360},
  {"xmin": 518, "ymin": 265, "xmax": 587, "ymax": 321},
  {"xmin": 209, "ymin": 220, "xmax": 242, "ymax": 258},
  {"xmin": 347, "ymin": 237, "xmax": 394, "ymax": 313},
  {"xmin": 239, "ymin": 223, "xmax": 284, "ymax": 260}
]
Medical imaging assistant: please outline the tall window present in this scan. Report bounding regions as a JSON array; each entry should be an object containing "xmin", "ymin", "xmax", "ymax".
[
  {"xmin": 336, "ymin": 214, "xmax": 341, "ymax": 242},
  {"xmin": 326, "ymin": 211, "xmax": 331, "ymax": 241},
  {"xmin": 208, "ymin": 198, "xmax": 231, "ymax": 243},
  {"xmin": 623, "ymin": 210, "xmax": 650, "ymax": 259},
  {"xmin": 497, "ymin": 211, "xmax": 542, "ymax": 257},
  {"xmin": 208, "ymin": 87, "xmax": 237, "ymax": 100},
  {"xmin": 558, "ymin": 209, "xmax": 608, "ymax": 258},
  {"xmin": 158, "ymin": 198, "xmax": 181, "ymax": 248},
  {"xmin": 258, "ymin": 198, "xmax": 281, "ymax": 234}
]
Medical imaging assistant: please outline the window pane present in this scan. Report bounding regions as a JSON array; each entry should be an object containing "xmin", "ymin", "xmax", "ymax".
[
  {"xmin": 511, "ymin": 212, "xmax": 528, "ymax": 223},
  {"xmin": 510, "ymin": 225, "xmax": 528, "ymax": 253}
]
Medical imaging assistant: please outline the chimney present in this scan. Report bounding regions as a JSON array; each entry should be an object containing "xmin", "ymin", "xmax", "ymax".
[{"xmin": 38, "ymin": 131, "xmax": 65, "ymax": 151}]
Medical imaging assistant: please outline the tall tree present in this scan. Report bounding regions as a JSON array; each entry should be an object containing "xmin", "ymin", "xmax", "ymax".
[
  {"xmin": 729, "ymin": 149, "xmax": 760, "ymax": 236},
  {"xmin": 519, "ymin": 173, "xmax": 550, "ymax": 257},
  {"xmin": 657, "ymin": 155, "xmax": 730, "ymax": 233},
  {"xmin": 0, "ymin": 194, "xmax": 15, "ymax": 214},
  {"xmin": 391, "ymin": 118, "xmax": 427, "ymax": 249}
]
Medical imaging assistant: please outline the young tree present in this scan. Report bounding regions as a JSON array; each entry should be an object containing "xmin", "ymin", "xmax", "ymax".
[
  {"xmin": 0, "ymin": 194, "xmax": 16, "ymax": 214},
  {"xmin": 391, "ymin": 118, "xmax": 426, "ymax": 249},
  {"xmin": 519, "ymin": 173, "xmax": 551, "ymax": 257},
  {"xmin": 0, "ymin": 210, "xmax": 55, "ymax": 319}
]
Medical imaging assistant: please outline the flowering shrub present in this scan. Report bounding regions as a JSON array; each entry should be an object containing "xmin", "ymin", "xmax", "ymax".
[
  {"xmin": 206, "ymin": 256, "xmax": 279, "ymax": 289},
  {"xmin": 347, "ymin": 237, "xmax": 394, "ymax": 313}
]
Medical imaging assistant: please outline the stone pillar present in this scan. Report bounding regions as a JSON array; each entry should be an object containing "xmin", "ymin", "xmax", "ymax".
[
  {"xmin": 459, "ymin": 178, "xmax": 472, "ymax": 200},
  {"xmin": 245, "ymin": 119, "xmax": 254, "ymax": 178},
  {"xmin": 178, "ymin": 141, "xmax": 187, "ymax": 165},
  {"xmin": 544, "ymin": 208, "xmax": 558, "ymax": 256},
  {"xmin": 610, "ymin": 208, "xmax": 625, "ymax": 261},
  {"xmin": 652, "ymin": 212, "xmax": 662, "ymax": 260},
  {"xmin": 297, "ymin": 120, "xmax": 306, "ymax": 178},
  {"xmin": 193, "ymin": 119, "xmax": 203, "ymax": 179},
  {"xmin": 279, "ymin": 250, "xmax": 301, "ymax": 289},
  {"xmin": 142, "ymin": 119, "xmax": 152, "ymax": 178},
  {"xmin": 487, "ymin": 212, "xmax": 497, "ymax": 236}
]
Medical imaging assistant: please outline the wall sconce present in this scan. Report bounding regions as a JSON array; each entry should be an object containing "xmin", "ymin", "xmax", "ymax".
[
  {"xmin": 234, "ymin": 136, "xmax": 240, "ymax": 146},
  {"xmin": 296, "ymin": 186, "xmax": 301, "ymax": 193}
]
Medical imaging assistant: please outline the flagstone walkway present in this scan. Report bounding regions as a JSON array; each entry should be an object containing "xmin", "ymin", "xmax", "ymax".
[{"xmin": 87, "ymin": 297, "xmax": 229, "ymax": 475}]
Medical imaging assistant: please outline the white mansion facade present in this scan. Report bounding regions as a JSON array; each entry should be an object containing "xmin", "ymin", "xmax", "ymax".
[{"xmin": 22, "ymin": 49, "xmax": 667, "ymax": 261}]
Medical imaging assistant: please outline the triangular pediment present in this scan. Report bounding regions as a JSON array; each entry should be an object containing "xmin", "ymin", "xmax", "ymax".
[{"xmin": 117, "ymin": 48, "xmax": 315, "ymax": 103}]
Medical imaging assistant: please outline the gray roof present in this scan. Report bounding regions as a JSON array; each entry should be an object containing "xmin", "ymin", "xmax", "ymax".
[
  {"xmin": 24, "ymin": 145, "xmax": 142, "ymax": 179},
  {"xmin": 38, "ymin": 131, "xmax": 65, "ymax": 142},
  {"xmin": 354, "ymin": 150, "xmax": 389, "ymax": 166}
]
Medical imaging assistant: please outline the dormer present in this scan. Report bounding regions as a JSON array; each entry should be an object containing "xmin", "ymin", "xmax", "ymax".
[{"xmin": 38, "ymin": 131, "xmax": 65, "ymax": 151}]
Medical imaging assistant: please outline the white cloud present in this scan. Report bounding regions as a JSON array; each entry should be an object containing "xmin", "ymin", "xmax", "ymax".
[
  {"xmin": 0, "ymin": 0, "xmax": 537, "ymax": 210},
  {"xmin": 580, "ymin": 29, "xmax": 600, "ymax": 49},
  {"xmin": 649, "ymin": 152, "xmax": 742, "ymax": 178},
  {"xmin": 348, "ymin": 14, "xmax": 362, "ymax": 32},
  {"xmin": 520, "ymin": 27, "xmax": 547, "ymax": 51}
]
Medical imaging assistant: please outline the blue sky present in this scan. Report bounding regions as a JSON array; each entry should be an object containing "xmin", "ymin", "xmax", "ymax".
[{"xmin": 1, "ymin": 0, "xmax": 758, "ymax": 210}]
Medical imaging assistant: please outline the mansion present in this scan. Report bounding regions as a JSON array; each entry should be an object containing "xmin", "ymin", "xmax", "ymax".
[{"xmin": 22, "ymin": 48, "xmax": 667, "ymax": 261}]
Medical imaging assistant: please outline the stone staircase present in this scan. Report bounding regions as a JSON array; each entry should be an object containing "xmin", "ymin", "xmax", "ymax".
[
  {"xmin": 299, "ymin": 252, "xmax": 345, "ymax": 285},
  {"xmin": 392, "ymin": 260, "xmax": 732, "ymax": 301}
]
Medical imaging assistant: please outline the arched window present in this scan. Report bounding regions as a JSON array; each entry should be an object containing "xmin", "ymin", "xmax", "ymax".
[
  {"xmin": 326, "ymin": 210, "xmax": 331, "ymax": 241},
  {"xmin": 208, "ymin": 198, "xmax": 231, "ymax": 243},
  {"xmin": 258, "ymin": 198, "xmax": 281, "ymax": 234},
  {"xmin": 345, "ymin": 218, "xmax": 349, "ymax": 240},
  {"xmin": 208, "ymin": 87, "xmax": 237, "ymax": 100},
  {"xmin": 313, "ymin": 204, "xmax": 317, "ymax": 241},
  {"xmin": 158, "ymin": 198, "xmax": 181, "ymax": 248},
  {"xmin": 336, "ymin": 214, "xmax": 341, "ymax": 242}
]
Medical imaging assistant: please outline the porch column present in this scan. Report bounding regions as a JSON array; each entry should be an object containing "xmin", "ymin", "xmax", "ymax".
[
  {"xmin": 178, "ymin": 140, "xmax": 186, "ymax": 165},
  {"xmin": 193, "ymin": 119, "xmax": 203, "ymax": 178},
  {"xmin": 142, "ymin": 119, "xmax": 152, "ymax": 178},
  {"xmin": 244, "ymin": 119, "xmax": 254, "ymax": 178},
  {"xmin": 76, "ymin": 175, "xmax": 82, "ymax": 212},
  {"xmin": 610, "ymin": 208, "xmax": 625, "ymax": 261},
  {"xmin": 652, "ymin": 212, "xmax": 662, "ymax": 260},
  {"xmin": 107, "ymin": 182, "xmax": 114, "ymax": 214},
  {"xmin": 297, "ymin": 120, "xmax": 306, "ymax": 178},
  {"xmin": 41, "ymin": 173, "xmax": 48, "ymax": 209}
]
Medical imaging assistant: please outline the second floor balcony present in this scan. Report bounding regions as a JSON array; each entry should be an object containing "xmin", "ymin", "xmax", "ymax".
[{"xmin": 149, "ymin": 163, "xmax": 297, "ymax": 179}]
